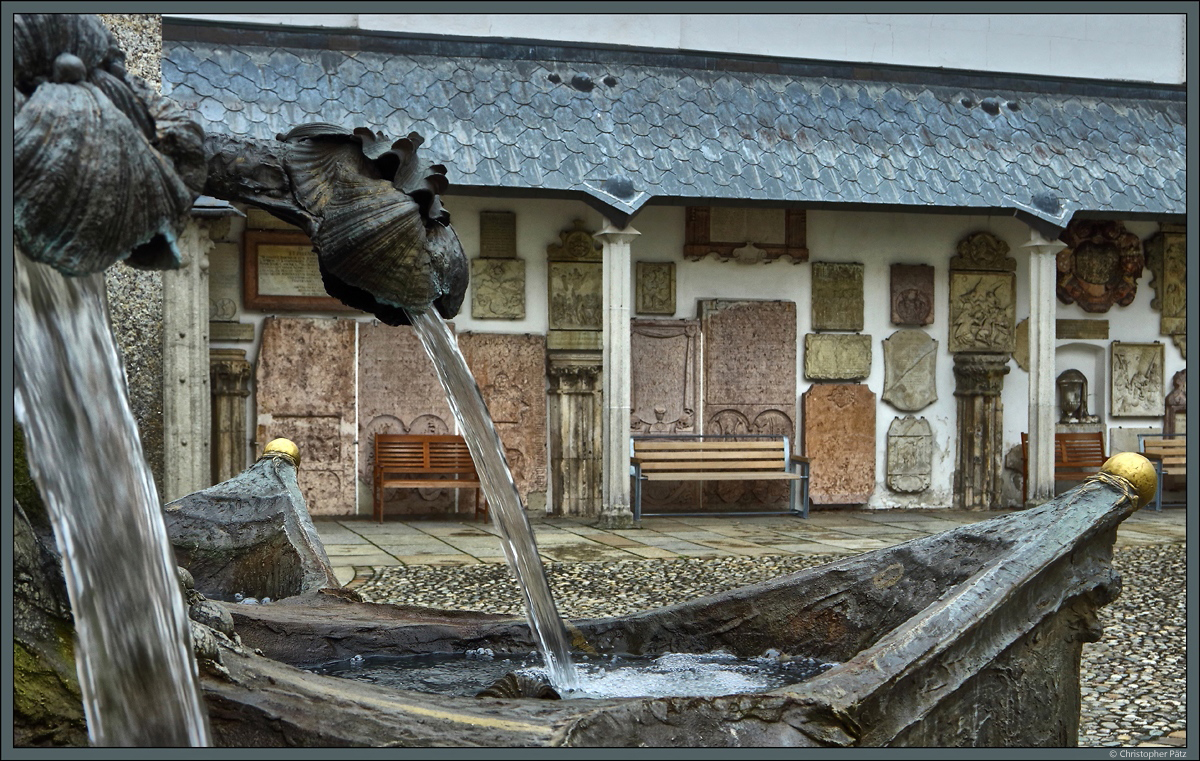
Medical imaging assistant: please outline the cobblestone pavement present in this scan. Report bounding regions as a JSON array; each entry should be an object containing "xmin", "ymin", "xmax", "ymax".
[{"xmin": 322, "ymin": 508, "xmax": 1188, "ymax": 749}]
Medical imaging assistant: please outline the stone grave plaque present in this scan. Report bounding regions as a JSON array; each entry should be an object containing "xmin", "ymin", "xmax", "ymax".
[
  {"xmin": 948, "ymin": 272, "xmax": 1016, "ymax": 353},
  {"xmin": 548, "ymin": 261, "xmax": 602, "ymax": 331},
  {"xmin": 891, "ymin": 263, "xmax": 934, "ymax": 326},
  {"xmin": 1109, "ymin": 427, "xmax": 1155, "ymax": 456},
  {"xmin": 460, "ymin": 332, "xmax": 548, "ymax": 504},
  {"xmin": 631, "ymin": 320, "xmax": 702, "ymax": 509},
  {"xmin": 636, "ymin": 261, "xmax": 676, "ymax": 316},
  {"xmin": 471, "ymin": 259, "xmax": 526, "ymax": 319},
  {"xmin": 684, "ymin": 207, "xmax": 808, "ymax": 263},
  {"xmin": 208, "ymin": 241, "xmax": 241, "ymax": 322},
  {"xmin": 1014, "ymin": 318, "xmax": 1029, "ymax": 372},
  {"xmin": 1145, "ymin": 224, "xmax": 1186, "ymax": 356},
  {"xmin": 700, "ymin": 299, "xmax": 796, "ymax": 508},
  {"xmin": 1056, "ymin": 319, "xmax": 1109, "ymax": 340},
  {"xmin": 882, "ymin": 329, "xmax": 938, "ymax": 411},
  {"xmin": 479, "ymin": 211, "xmax": 517, "ymax": 259},
  {"xmin": 357, "ymin": 322, "xmax": 456, "ymax": 515},
  {"xmin": 804, "ymin": 333, "xmax": 872, "ymax": 380},
  {"xmin": 256, "ymin": 318, "xmax": 356, "ymax": 515},
  {"xmin": 887, "ymin": 416, "xmax": 933, "ymax": 493},
  {"xmin": 803, "ymin": 384, "xmax": 876, "ymax": 505},
  {"xmin": 631, "ymin": 320, "xmax": 701, "ymax": 435},
  {"xmin": 1111, "ymin": 342, "xmax": 1164, "ymax": 417},
  {"xmin": 812, "ymin": 262, "xmax": 864, "ymax": 331}
]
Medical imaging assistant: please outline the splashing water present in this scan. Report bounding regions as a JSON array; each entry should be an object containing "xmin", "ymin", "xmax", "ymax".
[
  {"xmin": 407, "ymin": 307, "xmax": 578, "ymax": 690},
  {"xmin": 14, "ymin": 251, "xmax": 211, "ymax": 746}
]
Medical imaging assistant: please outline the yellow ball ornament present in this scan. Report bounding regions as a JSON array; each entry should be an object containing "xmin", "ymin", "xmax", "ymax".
[
  {"xmin": 1100, "ymin": 452, "xmax": 1157, "ymax": 508},
  {"xmin": 261, "ymin": 438, "xmax": 301, "ymax": 468}
]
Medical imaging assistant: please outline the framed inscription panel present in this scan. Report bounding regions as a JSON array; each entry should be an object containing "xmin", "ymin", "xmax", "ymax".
[{"xmin": 242, "ymin": 230, "xmax": 359, "ymax": 312}]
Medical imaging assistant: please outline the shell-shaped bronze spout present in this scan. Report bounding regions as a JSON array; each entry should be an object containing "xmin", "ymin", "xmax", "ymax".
[
  {"xmin": 14, "ymin": 14, "xmax": 206, "ymax": 275},
  {"xmin": 276, "ymin": 123, "xmax": 467, "ymax": 323},
  {"xmin": 476, "ymin": 672, "xmax": 562, "ymax": 700}
]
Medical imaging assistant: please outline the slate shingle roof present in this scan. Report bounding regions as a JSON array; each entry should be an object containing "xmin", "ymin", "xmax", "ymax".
[{"xmin": 162, "ymin": 31, "xmax": 1185, "ymax": 229}]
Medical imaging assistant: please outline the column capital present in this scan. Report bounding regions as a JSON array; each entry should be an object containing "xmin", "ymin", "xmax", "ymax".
[
  {"xmin": 1021, "ymin": 227, "xmax": 1068, "ymax": 257},
  {"xmin": 593, "ymin": 223, "xmax": 641, "ymax": 246}
]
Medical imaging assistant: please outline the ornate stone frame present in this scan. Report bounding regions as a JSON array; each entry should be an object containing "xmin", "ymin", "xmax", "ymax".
[{"xmin": 1055, "ymin": 219, "xmax": 1144, "ymax": 313}]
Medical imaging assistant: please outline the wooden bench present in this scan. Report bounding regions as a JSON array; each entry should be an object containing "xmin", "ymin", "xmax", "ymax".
[
  {"xmin": 1139, "ymin": 434, "xmax": 1186, "ymax": 511},
  {"xmin": 630, "ymin": 435, "xmax": 810, "ymax": 520},
  {"xmin": 1020, "ymin": 431, "xmax": 1106, "ymax": 504},
  {"xmin": 373, "ymin": 434, "xmax": 487, "ymax": 523}
]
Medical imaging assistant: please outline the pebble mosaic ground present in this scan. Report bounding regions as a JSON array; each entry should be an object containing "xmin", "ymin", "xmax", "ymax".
[{"xmin": 355, "ymin": 543, "xmax": 1187, "ymax": 748}]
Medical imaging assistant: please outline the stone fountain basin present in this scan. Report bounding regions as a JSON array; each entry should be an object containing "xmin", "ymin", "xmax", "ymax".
[{"xmin": 207, "ymin": 476, "xmax": 1135, "ymax": 747}]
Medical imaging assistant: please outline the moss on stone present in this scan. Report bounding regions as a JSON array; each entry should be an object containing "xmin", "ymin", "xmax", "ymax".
[{"xmin": 13, "ymin": 639, "xmax": 87, "ymax": 747}]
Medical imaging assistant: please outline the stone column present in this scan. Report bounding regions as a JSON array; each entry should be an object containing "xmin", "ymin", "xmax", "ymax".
[
  {"xmin": 1022, "ymin": 229, "xmax": 1067, "ymax": 505},
  {"xmin": 594, "ymin": 223, "xmax": 640, "ymax": 528},
  {"xmin": 162, "ymin": 218, "xmax": 213, "ymax": 501},
  {"xmin": 952, "ymin": 353, "xmax": 1010, "ymax": 509},
  {"xmin": 547, "ymin": 353, "xmax": 603, "ymax": 517},
  {"xmin": 210, "ymin": 349, "xmax": 252, "ymax": 484}
]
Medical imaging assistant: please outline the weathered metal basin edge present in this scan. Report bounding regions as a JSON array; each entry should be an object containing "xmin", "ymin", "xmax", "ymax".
[{"xmin": 208, "ymin": 472, "xmax": 1140, "ymax": 747}]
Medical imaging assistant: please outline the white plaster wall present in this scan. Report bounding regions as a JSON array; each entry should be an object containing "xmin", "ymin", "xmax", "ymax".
[
  {"xmin": 211, "ymin": 199, "xmax": 1180, "ymax": 509},
  {"xmin": 169, "ymin": 13, "xmax": 1186, "ymax": 85}
]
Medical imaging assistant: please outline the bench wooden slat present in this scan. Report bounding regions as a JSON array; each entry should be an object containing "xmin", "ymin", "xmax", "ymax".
[
  {"xmin": 638, "ymin": 459, "xmax": 788, "ymax": 471},
  {"xmin": 643, "ymin": 472, "xmax": 803, "ymax": 481},
  {"xmin": 634, "ymin": 440, "xmax": 785, "ymax": 451}
]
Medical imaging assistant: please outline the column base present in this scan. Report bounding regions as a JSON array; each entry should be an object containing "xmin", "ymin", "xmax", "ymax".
[{"xmin": 595, "ymin": 508, "xmax": 636, "ymax": 530}]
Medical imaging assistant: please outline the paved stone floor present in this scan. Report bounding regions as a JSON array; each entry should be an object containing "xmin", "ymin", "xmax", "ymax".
[{"xmin": 313, "ymin": 505, "xmax": 1188, "ymax": 749}]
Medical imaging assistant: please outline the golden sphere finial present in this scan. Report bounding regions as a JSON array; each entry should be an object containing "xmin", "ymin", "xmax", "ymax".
[
  {"xmin": 261, "ymin": 438, "xmax": 300, "ymax": 468},
  {"xmin": 1100, "ymin": 452, "xmax": 1156, "ymax": 508}
]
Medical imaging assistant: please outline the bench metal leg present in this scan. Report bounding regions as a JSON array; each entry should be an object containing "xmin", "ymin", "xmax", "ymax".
[{"xmin": 1151, "ymin": 461, "xmax": 1163, "ymax": 511}]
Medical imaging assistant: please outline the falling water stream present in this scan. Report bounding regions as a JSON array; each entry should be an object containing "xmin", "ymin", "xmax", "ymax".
[
  {"xmin": 14, "ymin": 251, "xmax": 211, "ymax": 746},
  {"xmin": 407, "ymin": 307, "xmax": 578, "ymax": 690}
]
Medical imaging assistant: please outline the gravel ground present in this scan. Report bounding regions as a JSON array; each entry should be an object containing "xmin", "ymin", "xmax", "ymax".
[{"xmin": 355, "ymin": 544, "xmax": 1186, "ymax": 747}]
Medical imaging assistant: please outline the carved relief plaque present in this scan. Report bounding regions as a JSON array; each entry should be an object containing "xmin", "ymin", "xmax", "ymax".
[
  {"xmin": 471, "ymin": 259, "xmax": 526, "ymax": 319},
  {"xmin": 631, "ymin": 320, "xmax": 701, "ymax": 434},
  {"xmin": 882, "ymin": 329, "xmax": 938, "ymax": 411},
  {"xmin": 887, "ymin": 416, "xmax": 933, "ymax": 493},
  {"xmin": 804, "ymin": 333, "xmax": 872, "ymax": 380},
  {"xmin": 479, "ymin": 211, "xmax": 517, "ymax": 259},
  {"xmin": 1145, "ymin": 223, "xmax": 1186, "ymax": 357},
  {"xmin": 636, "ymin": 261, "xmax": 675, "ymax": 316},
  {"xmin": 812, "ymin": 262, "xmax": 864, "ymax": 331},
  {"xmin": 547, "ymin": 219, "xmax": 601, "ymax": 262},
  {"xmin": 460, "ymin": 332, "xmax": 548, "ymax": 504},
  {"xmin": 1056, "ymin": 219, "xmax": 1144, "ymax": 313},
  {"xmin": 256, "ymin": 318, "xmax": 356, "ymax": 515},
  {"xmin": 891, "ymin": 264, "xmax": 934, "ymax": 326},
  {"xmin": 548, "ymin": 261, "xmax": 602, "ymax": 331},
  {"xmin": 701, "ymin": 300, "xmax": 796, "ymax": 507},
  {"xmin": 684, "ymin": 207, "xmax": 808, "ymax": 263},
  {"xmin": 1111, "ymin": 342, "xmax": 1165, "ymax": 417},
  {"xmin": 358, "ymin": 322, "xmax": 455, "ymax": 515},
  {"xmin": 631, "ymin": 320, "xmax": 702, "ymax": 509},
  {"xmin": 951, "ymin": 231, "xmax": 1016, "ymax": 272},
  {"xmin": 208, "ymin": 242, "xmax": 241, "ymax": 322},
  {"xmin": 803, "ymin": 384, "xmax": 876, "ymax": 505},
  {"xmin": 948, "ymin": 272, "xmax": 1016, "ymax": 353}
]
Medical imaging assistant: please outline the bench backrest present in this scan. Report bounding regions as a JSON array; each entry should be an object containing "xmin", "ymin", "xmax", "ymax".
[
  {"xmin": 374, "ymin": 434, "xmax": 478, "ymax": 475},
  {"xmin": 1139, "ymin": 435, "xmax": 1186, "ymax": 475},
  {"xmin": 1020, "ymin": 431, "xmax": 1106, "ymax": 465},
  {"xmin": 632, "ymin": 437, "xmax": 789, "ymax": 473}
]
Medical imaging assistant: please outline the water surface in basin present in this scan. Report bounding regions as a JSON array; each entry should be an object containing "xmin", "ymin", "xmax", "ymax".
[{"xmin": 313, "ymin": 650, "xmax": 836, "ymax": 700}]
